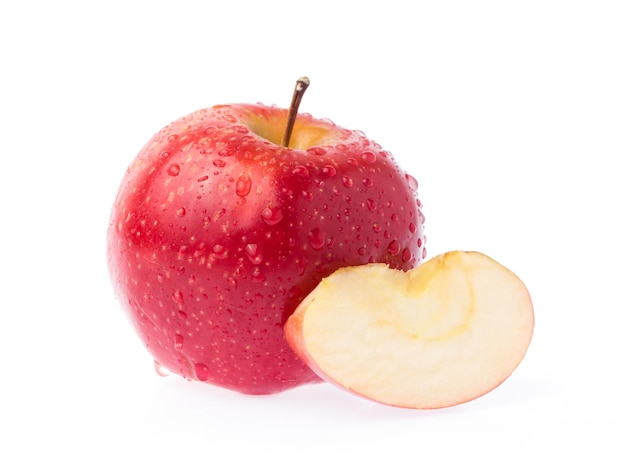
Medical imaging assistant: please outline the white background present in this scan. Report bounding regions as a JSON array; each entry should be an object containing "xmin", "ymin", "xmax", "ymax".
[{"xmin": 1, "ymin": 0, "xmax": 625, "ymax": 473}]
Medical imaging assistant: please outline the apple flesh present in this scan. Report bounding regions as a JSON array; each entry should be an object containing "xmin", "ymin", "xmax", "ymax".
[
  {"xmin": 284, "ymin": 251, "xmax": 534, "ymax": 408},
  {"xmin": 107, "ymin": 103, "xmax": 426, "ymax": 394}
]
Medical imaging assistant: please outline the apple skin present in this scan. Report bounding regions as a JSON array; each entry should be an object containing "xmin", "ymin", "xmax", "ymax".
[{"xmin": 107, "ymin": 103, "xmax": 426, "ymax": 394}]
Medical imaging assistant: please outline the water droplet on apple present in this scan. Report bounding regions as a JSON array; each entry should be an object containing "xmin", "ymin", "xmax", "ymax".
[
  {"xmin": 251, "ymin": 268, "xmax": 266, "ymax": 283},
  {"xmin": 212, "ymin": 244, "xmax": 228, "ymax": 259},
  {"xmin": 261, "ymin": 206, "xmax": 283, "ymax": 225},
  {"xmin": 232, "ymin": 124, "xmax": 249, "ymax": 134},
  {"xmin": 198, "ymin": 175, "xmax": 209, "ymax": 182},
  {"xmin": 387, "ymin": 240, "xmax": 400, "ymax": 255},
  {"xmin": 417, "ymin": 237, "xmax": 423, "ymax": 248},
  {"xmin": 362, "ymin": 177, "xmax": 374, "ymax": 187},
  {"xmin": 281, "ymin": 188, "xmax": 294, "ymax": 200},
  {"xmin": 342, "ymin": 176, "xmax": 353, "ymax": 188},
  {"xmin": 367, "ymin": 199, "xmax": 376, "ymax": 212},
  {"xmin": 292, "ymin": 165, "xmax": 309, "ymax": 178},
  {"xmin": 218, "ymin": 147, "xmax": 234, "ymax": 157},
  {"xmin": 405, "ymin": 173, "xmax": 419, "ymax": 191},
  {"xmin": 296, "ymin": 256, "xmax": 309, "ymax": 276},
  {"xmin": 172, "ymin": 289, "xmax": 184, "ymax": 304},
  {"xmin": 301, "ymin": 190, "xmax": 313, "ymax": 201},
  {"xmin": 288, "ymin": 286, "xmax": 301, "ymax": 299},
  {"xmin": 321, "ymin": 164, "xmax": 337, "ymax": 177},
  {"xmin": 308, "ymin": 228, "xmax": 326, "ymax": 250},
  {"xmin": 306, "ymin": 146, "xmax": 326, "ymax": 156},
  {"xmin": 194, "ymin": 362, "xmax": 210, "ymax": 381},
  {"xmin": 167, "ymin": 134, "xmax": 179, "ymax": 142},
  {"xmin": 409, "ymin": 222, "xmax": 417, "ymax": 233},
  {"xmin": 361, "ymin": 151, "xmax": 377, "ymax": 163},
  {"xmin": 213, "ymin": 159, "xmax": 226, "ymax": 167},
  {"xmin": 167, "ymin": 163, "xmax": 180, "ymax": 176},
  {"xmin": 174, "ymin": 334, "xmax": 184, "ymax": 350},
  {"xmin": 245, "ymin": 243, "xmax": 263, "ymax": 264},
  {"xmin": 418, "ymin": 209, "xmax": 426, "ymax": 224},
  {"xmin": 236, "ymin": 174, "xmax": 252, "ymax": 197},
  {"xmin": 176, "ymin": 207, "xmax": 186, "ymax": 217},
  {"xmin": 154, "ymin": 360, "xmax": 171, "ymax": 377},
  {"xmin": 372, "ymin": 223, "xmax": 381, "ymax": 233},
  {"xmin": 160, "ymin": 151, "xmax": 171, "ymax": 159},
  {"xmin": 402, "ymin": 248, "xmax": 412, "ymax": 262}
]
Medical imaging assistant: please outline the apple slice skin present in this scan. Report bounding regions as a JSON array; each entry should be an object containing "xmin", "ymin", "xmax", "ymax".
[{"xmin": 284, "ymin": 251, "xmax": 534, "ymax": 409}]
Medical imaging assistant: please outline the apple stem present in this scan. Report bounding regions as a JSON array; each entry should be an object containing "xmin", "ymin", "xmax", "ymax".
[{"xmin": 282, "ymin": 76, "xmax": 310, "ymax": 148}]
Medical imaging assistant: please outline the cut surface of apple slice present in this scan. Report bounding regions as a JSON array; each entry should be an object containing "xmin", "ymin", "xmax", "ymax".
[{"xmin": 284, "ymin": 251, "xmax": 534, "ymax": 409}]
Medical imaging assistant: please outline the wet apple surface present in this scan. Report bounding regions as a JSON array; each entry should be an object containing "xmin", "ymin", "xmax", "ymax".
[{"xmin": 107, "ymin": 102, "xmax": 426, "ymax": 394}]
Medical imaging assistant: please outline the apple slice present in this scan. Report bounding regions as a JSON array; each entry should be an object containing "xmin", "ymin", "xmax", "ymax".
[{"xmin": 284, "ymin": 251, "xmax": 534, "ymax": 409}]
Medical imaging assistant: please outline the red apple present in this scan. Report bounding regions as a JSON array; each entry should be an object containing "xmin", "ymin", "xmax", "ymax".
[
  {"xmin": 284, "ymin": 251, "xmax": 534, "ymax": 408},
  {"xmin": 107, "ymin": 82, "xmax": 426, "ymax": 394}
]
